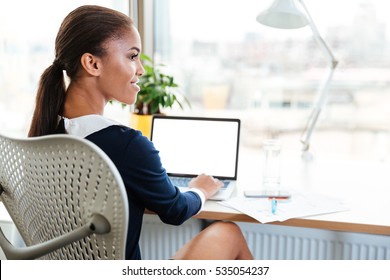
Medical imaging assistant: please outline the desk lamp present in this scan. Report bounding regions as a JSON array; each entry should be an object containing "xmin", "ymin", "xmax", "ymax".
[{"xmin": 256, "ymin": 0, "xmax": 338, "ymax": 159}]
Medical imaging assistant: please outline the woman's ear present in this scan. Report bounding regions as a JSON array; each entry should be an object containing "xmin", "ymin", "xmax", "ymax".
[{"xmin": 80, "ymin": 53, "xmax": 101, "ymax": 76}]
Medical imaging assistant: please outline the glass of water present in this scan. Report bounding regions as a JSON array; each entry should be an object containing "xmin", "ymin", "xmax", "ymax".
[{"xmin": 262, "ymin": 139, "xmax": 282, "ymax": 189}]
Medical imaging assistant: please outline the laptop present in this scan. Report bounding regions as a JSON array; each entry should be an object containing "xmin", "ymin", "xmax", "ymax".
[{"xmin": 150, "ymin": 115, "xmax": 240, "ymax": 201}]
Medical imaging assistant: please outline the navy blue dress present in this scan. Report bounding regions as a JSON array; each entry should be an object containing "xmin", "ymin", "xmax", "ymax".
[{"xmin": 63, "ymin": 115, "xmax": 202, "ymax": 260}]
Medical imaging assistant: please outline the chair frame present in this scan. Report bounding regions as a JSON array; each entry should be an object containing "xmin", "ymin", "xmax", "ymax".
[{"xmin": 0, "ymin": 133, "xmax": 129, "ymax": 260}]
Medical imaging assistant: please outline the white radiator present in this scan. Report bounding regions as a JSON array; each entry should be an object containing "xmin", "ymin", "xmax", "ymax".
[
  {"xmin": 238, "ymin": 222, "xmax": 390, "ymax": 260},
  {"xmin": 139, "ymin": 214, "xmax": 202, "ymax": 260},
  {"xmin": 140, "ymin": 215, "xmax": 390, "ymax": 260}
]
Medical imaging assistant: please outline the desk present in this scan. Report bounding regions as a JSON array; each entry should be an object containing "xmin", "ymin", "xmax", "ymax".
[{"xmin": 194, "ymin": 147, "xmax": 390, "ymax": 236}]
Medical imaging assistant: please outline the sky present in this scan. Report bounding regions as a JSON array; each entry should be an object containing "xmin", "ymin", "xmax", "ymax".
[
  {"xmin": 2, "ymin": 0, "xmax": 390, "ymax": 43},
  {"xmin": 168, "ymin": 0, "xmax": 390, "ymax": 41}
]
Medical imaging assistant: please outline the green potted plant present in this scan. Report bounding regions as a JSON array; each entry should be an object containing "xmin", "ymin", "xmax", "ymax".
[{"xmin": 130, "ymin": 54, "xmax": 190, "ymax": 138}]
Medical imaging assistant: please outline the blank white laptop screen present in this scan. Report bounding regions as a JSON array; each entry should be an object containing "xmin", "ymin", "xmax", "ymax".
[{"xmin": 151, "ymin": 116, "xmax": 240, "ymax": 179}]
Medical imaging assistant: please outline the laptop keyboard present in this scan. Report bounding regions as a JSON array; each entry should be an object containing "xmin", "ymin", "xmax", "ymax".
[{"xmin": 170, "ymin": 177, "xmax": 229, "ymax": 189}]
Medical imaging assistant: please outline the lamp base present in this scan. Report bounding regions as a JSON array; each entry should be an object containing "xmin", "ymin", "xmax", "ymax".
[{"xmin": 301, "ymin": 149, "xmax": 314, "ymax": 162}]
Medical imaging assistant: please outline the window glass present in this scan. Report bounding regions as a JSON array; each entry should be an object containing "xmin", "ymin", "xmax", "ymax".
[
  {"xmin": 153, "ymin": 0, "xmax": 390, "ymax": 160},
  {"xmin": 0, "ymin": 0, "xmax": 128, "ymax": 137}
]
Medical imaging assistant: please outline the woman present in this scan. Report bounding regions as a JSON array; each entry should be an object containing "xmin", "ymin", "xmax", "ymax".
[{"xmin": 29, "ymin": 5, "xmax": 253, "ymax": 260}]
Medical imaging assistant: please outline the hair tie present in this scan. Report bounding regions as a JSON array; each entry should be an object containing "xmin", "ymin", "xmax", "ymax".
[{"xmin": 52, "ymin": 59, "xmax": 63, "ymax": 70}]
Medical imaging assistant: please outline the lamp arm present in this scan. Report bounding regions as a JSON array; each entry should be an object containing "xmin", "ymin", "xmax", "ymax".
[
  {"xmin": 298, "ymin": 0, "xmax": 339, "ymax": 153},
  {"xmin": 300, "ymin": 65, "xmax": 337, "ymax": 152},
  {"xmin": 298, "ymin": 0, "xmax": 337, "ymax": 64}
]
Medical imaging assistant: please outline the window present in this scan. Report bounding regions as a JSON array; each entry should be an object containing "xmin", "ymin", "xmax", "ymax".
[
  {"xmin": 2, "ymin": 0, "xmax": 390, "ymax": 161},
  {"xmin": 0, "ymin": 0, "xmax": 128, "ymax": 137},
  {"xmin": 152, "ymin": 0, "xmax": 390, "ymax": 161}
]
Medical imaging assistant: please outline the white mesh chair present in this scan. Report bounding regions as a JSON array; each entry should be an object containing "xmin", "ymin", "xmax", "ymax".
[{"xmin": 0, "ymin": 133, "xmax": 129, "ymax": 260}]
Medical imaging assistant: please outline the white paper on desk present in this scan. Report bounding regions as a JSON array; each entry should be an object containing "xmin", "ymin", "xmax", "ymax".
[{"xmin": 219, "ymin": 192, "xmax": 349, "ymax": 223}]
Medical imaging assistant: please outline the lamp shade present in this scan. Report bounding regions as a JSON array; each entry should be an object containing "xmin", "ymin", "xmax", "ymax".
[{"xmin": 256, "ymin": 0, "xmax": 308, "ymax": 29}]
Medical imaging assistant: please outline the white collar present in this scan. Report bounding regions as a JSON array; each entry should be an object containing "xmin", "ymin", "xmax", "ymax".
[{"xmin": 61, "ymin": 115, "xmax": 122, "ymax": 138}]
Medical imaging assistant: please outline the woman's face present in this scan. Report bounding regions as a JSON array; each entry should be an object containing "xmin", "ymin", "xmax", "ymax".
[{"xmin": 98, "ymin": 26, "xmax": 145, "ymax": 105}]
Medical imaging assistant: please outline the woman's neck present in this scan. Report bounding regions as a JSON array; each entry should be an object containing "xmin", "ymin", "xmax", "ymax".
[{"xmin": 63, "ymin": 81, "xmax": 106, "ymax": 118}]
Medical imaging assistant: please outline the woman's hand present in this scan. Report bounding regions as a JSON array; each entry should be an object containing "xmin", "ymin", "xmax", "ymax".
[{"xmin": 188, "ymin": 173, "xmax": 223, "ymax": 200}]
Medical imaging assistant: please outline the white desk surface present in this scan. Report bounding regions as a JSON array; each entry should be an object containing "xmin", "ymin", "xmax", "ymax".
[{"xmin": 195, "ymin": 147, "xmax": 390, "ymax": 236}]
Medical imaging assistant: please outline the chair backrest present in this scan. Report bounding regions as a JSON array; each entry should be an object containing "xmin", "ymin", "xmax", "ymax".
[{"xmin": 0, "ymin": 133, "xmax": 128, "ymax": 259}]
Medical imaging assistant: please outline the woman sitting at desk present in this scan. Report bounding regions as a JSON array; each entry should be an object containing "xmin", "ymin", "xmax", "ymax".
[{"xmin": 28, "ymin": 5, "xmax": 253, "ymax": 260}]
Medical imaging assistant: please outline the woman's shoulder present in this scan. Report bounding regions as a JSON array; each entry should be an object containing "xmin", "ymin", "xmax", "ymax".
[
  {"xmin": 89, "ymin": 124, "xmax": 146, "ymax": 145},
  {"xmin": 63, "ymin": 114, "xmax": 151, "ymax": 149},
  {"xmin": 83, "ymin": 119, "xmax": 153, "ymax": 166}
]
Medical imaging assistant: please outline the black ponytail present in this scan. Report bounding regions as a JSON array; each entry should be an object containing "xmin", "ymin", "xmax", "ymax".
[{"xmin": 28, "ymin": 62, "xmax": 66, "ymax": 137}]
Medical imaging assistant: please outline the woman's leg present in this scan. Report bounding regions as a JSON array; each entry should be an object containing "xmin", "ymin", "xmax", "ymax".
[{"xmin": 172, "ymin": 221, "xmax": 253, "ymax": 260}]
